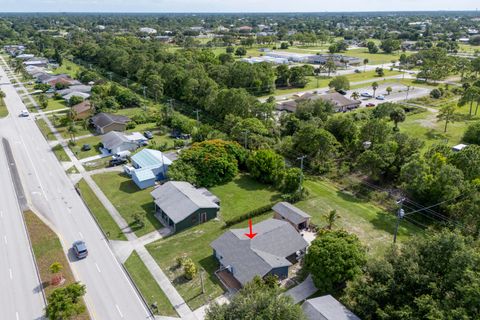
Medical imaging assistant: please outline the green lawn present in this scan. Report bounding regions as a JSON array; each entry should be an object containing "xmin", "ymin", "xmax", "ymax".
[
  {"xmin": 124, "ymin": 251, "xmax": 178, "ymax": 317},
  {"xmin": 146, "ymin": 212, "xmax": 273, "ymax": 310},
  {"xmin": 210, "ymin": 174, "xmax": 282, "ymax": 222},
  {"xmin": 70, "ymin": 135, "xmax": 102, "ymax": 159},
  {"xmin": 342, "ymin": 49, "xmax": 409, "ymax": 65},
  {"xmin": 298, "ymin": 179, "xmax": 421, "ymax": 257},
  {"xmin": 53, "ymin": 60, "xmax": 83, "ymax": 78},
  {"xmin": 76, "ymin": 179, "xmax": 127, "ymax": 241},
  {"xmin": 0, "ymin": 98, "xmax": 8, "ymax": 118},
  {"xmin": 36, "ymin": 118, "xmax": 56, "ymax": 142},
  {"xmin": 52, "ymin": 144, "xmax": 70, "ymax": 162},
  {"xmin": 92, "ymin": 172, "xmax": 163, "ymax": 237},
  {"xmin": 50, "ymin": 117, "xmax": 92, "ymax": 140},
  {"xmin": 34, "ymin": 96, "xmax": 68, "ymax": 112}
]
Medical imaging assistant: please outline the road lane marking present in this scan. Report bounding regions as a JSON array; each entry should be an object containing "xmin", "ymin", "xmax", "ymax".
[
  {"xmin": 9, "ymin": 269, "xmax": 12, "ymax": 279},
  {"xmin": 15, "ymin": 312, "xmax": 19, "ymax": 320},
  {"xmin": 4, "ymin": 235, "xmax": 7, "ymax": 244},
  {"xmin": 78, "ymin": 232, "xmax": 83, "ymax": 239},
  {"xmin": 95, "ymin": 263, "xmax": 101, "ymax": 273},
  {"xmin": 115, "ymin": 304, "xmax": 124, "ymax": 318},
  {"xmin": 0, "ymin": 211, "xmax": 2, "ymax": 218}
]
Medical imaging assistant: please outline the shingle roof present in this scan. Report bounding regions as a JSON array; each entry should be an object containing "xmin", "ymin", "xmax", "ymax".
[
  {"xmin": 272, "ymin": 202, "xmax": 311, "ymax": 225},
  {"xmin": 131, "ymin": 149, "xmax": 172, "ymax": 168},
  {"xmin": 150, "ymin": 181, "xmax": 219, "ymax": 224},
  {"xmin": 91, "ymin": 113, "xmax": 130, "ymax": 129},
  {"xmin": 72, "ymin": 100, "xmax": 92, "ymax": 114},
  {"xmin": 302, "ymin": 295, "xmax": 361, "ymax": 320},
  {"xmin": 210, "ymin": 219, "xmax": 308, "ymax": 285},
  {"xmin": 313, "ymin": 92, "xmax": 361, "ymax": 109},
  {"xmin": 62, "ymin": 92, "xmax": 90, "ymax": 100},
  {"xmin": 101, "ymin": 131, "xmax": 130, "ymax": 150}
]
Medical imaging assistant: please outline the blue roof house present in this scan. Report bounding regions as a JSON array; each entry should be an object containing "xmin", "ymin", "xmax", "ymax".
[{"xmin": 130, "ymin": 149, "xmax": 173, "ymax": 189}]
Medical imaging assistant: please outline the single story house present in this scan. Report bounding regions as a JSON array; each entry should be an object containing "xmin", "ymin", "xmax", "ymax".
[
  {"xmin": 211, "ymin": 219, "xmax": 308, "ymax": 289},
  {"xmin": 62, "ymin": 91, "xmax": 90, "ymax": 101},
  {"xmin": 129, "ymin": 149, "xmax": 173, "ymax": 189},
  {"xmin": 151, "ymin": 181, "xmax": 220, "ymax": 233},
  {"xmin": 57, "ymin": 85, "xmax": 92, "ymax": 96},
  {"xmin": 16, "ymin": 53, "xmax": 35, "ymax": 60},
  {"xmin": 90, "ymin": 113, "xmax": 131, "ymax": 134},
  {"xmin": 125, "ymin": 132, "xmax": 148, "ymax": 145},
  {"xmin": 101, "ymin": 131, "xmax": 139, "ymax": 154},
  {"xmin": 302, "ymin": 295, "xmax": 360, "ymax": 320},
  {"xmin": 273, "ymin": 202, "xmax": 311, "ymax": 231},
  {"xmin": 23, "ymin": 58, "xmax": 48, "ymax": 67},
  {"xmin": 71, "ymin": 100, "xmax": 93, "ymax": 120}
]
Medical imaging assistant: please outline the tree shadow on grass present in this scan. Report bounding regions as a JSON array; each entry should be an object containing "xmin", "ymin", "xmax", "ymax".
[
  {"xmin": 119, "ymin": 178, "xmax": 140, "ymax": 194},
  {"xmin": 335, "ymin": 190, "xmax": 368, "ymax": 204},
  {"xmin": 369, "ymin": 210, "xmax": 397, "ymax": 235}
]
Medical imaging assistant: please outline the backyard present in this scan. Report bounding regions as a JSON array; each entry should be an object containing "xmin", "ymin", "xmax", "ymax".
[
  {"xmin": 70, "ymin": 135, "xmax": 102, "ymax": 159},
  {"xmin": 91, "ymin": 172, "xmax": 163, "ymax": 237}
]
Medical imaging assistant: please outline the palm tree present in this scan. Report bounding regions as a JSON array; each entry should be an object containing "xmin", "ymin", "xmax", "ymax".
[
  {"xmin": 325, "ymin": 59, "xmax": 336, "ymax": 77},
  {"xmin": 390, "ymin": 108, "xmax": 406, "ymax": 131},
  {"xmin": 372, "ymin": 82, "xmax": 379, "ymax": 98},
  {"xmin": 67, "ymin": 122, "xmax": 78, "ymax": 143},
  {"xmin": 324, "ymin": 210, "xmax": 340, "ymax": 230},
  {"xmin": 363, "ymin": 58, "xmax": 369, "ymax": 72},
  {"xmin": 350, "ymin": 91, "xmax": 360, "ymax": 100},
  {"xmin": 437, "ymin": 104, "xmax": 456, "ymax": 133},
  {"xmin": 459, "ymin": 87, "xmax": 480, "ymax": 117},
  {"xmin": 386, "ymin": 87, "xmax": 393, "ymax": 95}
]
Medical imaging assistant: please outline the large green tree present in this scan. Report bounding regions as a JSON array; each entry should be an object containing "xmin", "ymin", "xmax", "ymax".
[
  {"xmin": 247, "ymin": 149, "xmax": 285, "ymax": 185},
  {"xmin": 343, "ymin": 230, "xmax": 480, "ymax": 320},
  {"xmin": 305, "ymin": 230, "xmax": 366, "ymax": 292},
  {"xmin": 46, "ymin": 283, "xmax": 86, "ymax": 320}
]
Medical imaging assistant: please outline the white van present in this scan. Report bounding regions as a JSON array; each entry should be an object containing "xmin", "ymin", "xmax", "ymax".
[{"xmin": 112, "ymin": 150, "xmax": 131, "ymax": 160}]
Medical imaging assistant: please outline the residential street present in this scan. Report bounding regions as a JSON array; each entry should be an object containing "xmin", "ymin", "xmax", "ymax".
[
  {"xmin": 0, "ymin": 138, "xmax": 45, "ymax": 320},
  {"xmin": 0, "ymin": 61, "xmax": 153, "ymax": 319}
]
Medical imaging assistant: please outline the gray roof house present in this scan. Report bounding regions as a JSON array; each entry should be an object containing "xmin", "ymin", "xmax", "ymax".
[
  {"xmin": 101, "ymin": 131, "xmax": 139, "ymax": 154},
  {"xmin": 211, "ymin": 219, "xmax": 308, "ymax": 289},
  {"xmin": 90, "ymin": 112, "xmax": 131, "ymax": 134},
  {"xmin": 302, "ymin": 295, "xmax": 361, "ymax": 320},
  {"xmin": 273, "ymin": 202, "xmax": 311, "ymax": 231},
  {"xmin": 151, "ymin": 181, "xmax": 220, "ymax": 233}
]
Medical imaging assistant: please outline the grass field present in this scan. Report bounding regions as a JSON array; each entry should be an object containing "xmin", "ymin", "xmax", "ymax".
[
  {"xmin": 92, "ymin": 172, "xmax": 163, "ymax": 237},
  {"xmin": 299, "ymin": 179, "xmax": 421, "ymax": 257},
  {"xmin": 52, "ymin": 144, "xmax": 70, "ymax": 162},
  {"xmin": 124, "ymin": 251, "xmax": 178, "ymax": 317},
  {"xmin": 50, "ymin": 117, "xmax": 92, "ymax": 140},
  {"xmin": 0, "ymin": 97, "xmax": 8, "ymax": 118},
  {"xmin": 70, "ymin": 136, "xmax": 102, "ymax": 159},
  {"xmin": 53, "ymin": 60, "xmax": 83, "ymax": 78},
  {"xmin": 24, "ymin": 210, "xmax": 90, "ymax": 319},
  {"xmin": 35, "ymin": 119, "xmax": 57, "ymax": 141},
  {"xmin": 76, "ymin": 179, "xmax": 127, "ymax": 241},
  {"xmin": 210, "ymin": 174, "xmax": 282, "ymax": 222}
]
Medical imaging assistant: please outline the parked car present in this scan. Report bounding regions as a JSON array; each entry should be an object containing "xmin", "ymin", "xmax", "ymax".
[
  {"xmin": 361, "ymin": 92, "xmax": 373, "ymax": 98},
  {"xmin": 20, "ymin": 109, "xmax": 29, "ymax": 117},
  {"xmin": 336, "ymin": 89, "xmax": 347, "ymax": 95},
  {"xmin": 366, "ymin": 103, "xmax": 376, "ymax": 107},
  {"xmin": 72, "ymin": 240, "xmax": 88, "ymax": 259},
  {"xmin": 143, "ymin": 131, "xmax": 154, "ymax": 139},
  {"xmin": 112, "ymin": 150, "xmax": 131, "ymax": 160},
  {"xmin": 376, "ymin": 95, "xmax": 385, "ymax": 100},
  {"xmin": 81, "ymin": 144, "xmax": 91, "ymax": 151},
  {"xmin": 109, "ymin": 158, "xmax": 127, "ymax": 167}
]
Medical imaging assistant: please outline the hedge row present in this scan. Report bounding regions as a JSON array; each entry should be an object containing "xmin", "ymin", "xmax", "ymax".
[{"xmin": 224, "ymin": 203, "xmax": 277, "ymax": 227}]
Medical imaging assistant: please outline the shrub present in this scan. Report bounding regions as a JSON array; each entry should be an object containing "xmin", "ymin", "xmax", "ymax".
[{"xmin": 183, "ymin": 258, "xmax": 197, "ymax": 280}]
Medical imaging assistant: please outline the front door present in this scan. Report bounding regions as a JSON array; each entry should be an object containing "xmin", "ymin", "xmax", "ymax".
[{"xmin": 200, "ymin": 212, "xmax": 207, "ymax": 223}]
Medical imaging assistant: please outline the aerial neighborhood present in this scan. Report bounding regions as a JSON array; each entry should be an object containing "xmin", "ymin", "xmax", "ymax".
[{"xmin": 0, "ymin": 7, "xmax": 480, "ymax": 320}]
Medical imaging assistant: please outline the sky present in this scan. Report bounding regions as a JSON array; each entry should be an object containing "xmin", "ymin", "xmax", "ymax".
[{"xmin": 1, "ymin": 0, "xmax": 479, "ymax": 12}]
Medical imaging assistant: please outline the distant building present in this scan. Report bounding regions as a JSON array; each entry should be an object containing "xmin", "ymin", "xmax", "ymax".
[
  {"xmin": 302, "ymin": 295, "xmax": 360, "ymax": 320},
  {"xmin": 276, "ymin": 92, "xmax": 360, "ymax": 113},
  {"xmin": 139, "ymin": 27, "xmax": 157, "ymax": 34},
  {"xmin": 71, "ymin": 100, "xmax": 93, "ymax": 120}
]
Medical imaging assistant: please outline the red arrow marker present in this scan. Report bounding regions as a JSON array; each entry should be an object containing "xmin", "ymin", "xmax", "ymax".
[{"xmin": 244, "ymin": 218, "xmax": 257, "ymax": 239}]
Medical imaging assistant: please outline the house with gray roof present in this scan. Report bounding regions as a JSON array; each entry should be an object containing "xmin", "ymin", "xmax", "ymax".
[
  {"xmin": 150, "ymin": 181, "xmax": 220, "ymax": 233},
  {"xmin": 273, "ymin": 202, "xmax": 311, "ymax": 231},
  {"xmin": 302, "ymin": 295, "xmax": 360, "ymax": 320},
  {"xmin": 90, "ymin": 112, "xmax": 131, "ymax": 134},
  {"xmin": 101, "ymin": 131, "xmax": 139, "ymax": 154},
  {"xmin": 211, "ymin": 219, "xmax": 308, "ymax": 289}
]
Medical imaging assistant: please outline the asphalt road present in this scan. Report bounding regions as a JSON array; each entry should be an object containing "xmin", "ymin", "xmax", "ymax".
[
  {"xmin": 0, "ymin": 137, "xmax": 45, "ymax": 320},
  {"xmin": 0, "ymin": 63, "xmax": 152, "ymax": 319}
]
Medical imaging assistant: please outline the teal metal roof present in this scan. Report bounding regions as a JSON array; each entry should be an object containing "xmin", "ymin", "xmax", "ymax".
[
  {"xmin": 131, "ymin": 149, "xmax": 172, "ymax": 168},
  {"xmin": 132, "ymin": 167, "xmax": 156, "ymax": 182}
]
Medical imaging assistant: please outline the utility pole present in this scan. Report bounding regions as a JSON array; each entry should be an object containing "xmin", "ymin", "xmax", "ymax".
[
  {"xmin": 242, "ymin": 130, "xmax": 249, "ymax": 149},
  {"xmin": 125, "ymin": 72, "xmax": 129, "ymax": 88},
  {"xmin": 297, "ymin": 155, "xmax": 307, "ymax": 193},
  {"xmin": 393, "ymin": 198, "xmax": 405, "ymax": 244},
  {"xmin": 200, "ymin": 268, "xmax": 205, "ymax": 295},
  {"xmin": 405, "ymin": 85, "xmax": 411, "ymax": 101},
  {"xmin": 194, "ymin": 109, "xmax": 201, "ymax": 122},
  {"xmin": 108, "ymin": 72, "xmax": 113, "ymax": 81},
  {"xmin": 142, "ymin": 85, "xmax": 147, "ymax": 100}
]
